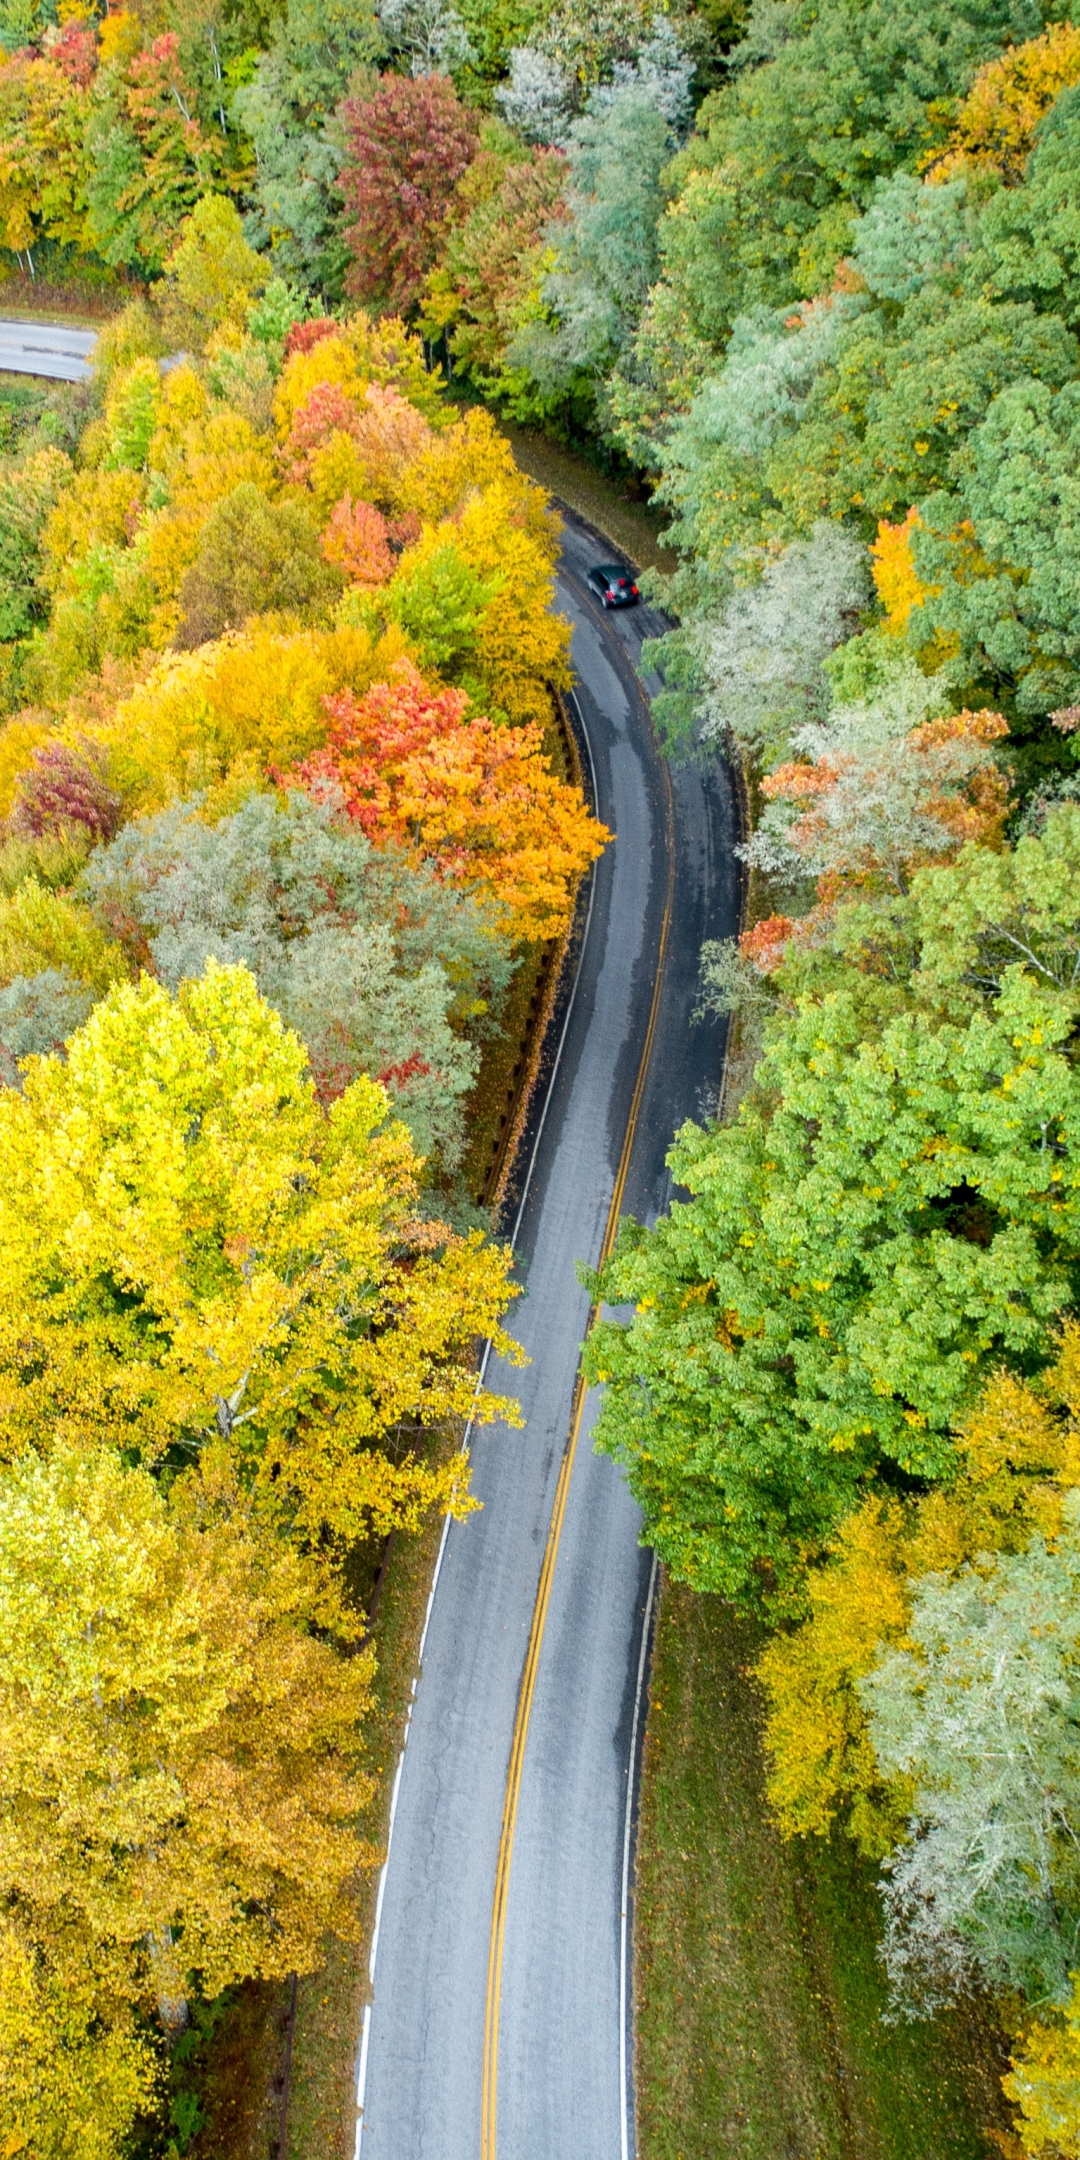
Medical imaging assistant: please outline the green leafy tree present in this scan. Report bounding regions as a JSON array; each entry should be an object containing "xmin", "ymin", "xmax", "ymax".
[
  {"xmin": 585, "ymin": 807, "xmax": 1080, "ymax": 1611},
  {"xmin": 909, "ymin": 376, "xmax": 1080, "ymax": 734},
  {"xmin": 81, "ymin": 788, "xmax": 511, "ymax": 1161},
  {"xmin": 643, "ymin": 0, "xmax": 1045, "ymax": 344},
  {"xmin": 156, "ymin": 191, "xmax": 267, "ymax": 343},
  {"xmin": 175, "ymin": 481, "xmax": 340, "ymax": 646},
  {"xmin": 509, "ymin": 78, "xmax": 678, "ymax": 419},
  {"xmin": 231, "ymin": 0, "xmax": 381, "ymax": 293}
]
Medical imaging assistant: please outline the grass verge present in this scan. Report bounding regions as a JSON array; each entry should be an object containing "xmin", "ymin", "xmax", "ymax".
[{"xmin": 635, "ymin": 1577, "xmax": 1015, "ymax": 2160}]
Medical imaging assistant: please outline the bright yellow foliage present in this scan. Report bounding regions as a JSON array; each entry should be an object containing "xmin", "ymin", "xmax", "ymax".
[
  {"xmin": 142, "ymin": 408, "xmax": 276, "ymax": 637},
  {"xmin": 870, "ymin": 507, "xmax": 933, "ymax": 633},
  {"xmin": 929, "ymin": 21, "xmax": 1080, "ymax": 183},
  {"xmin": 72, "ymin": 618, "xmax": 413, "ymax": 811},
  {"xmin": 452, "ymin": 484, "xmax": 571, "ymax": 721},
  {"xmin": 0, "ymin": 1440, "xmax": 377, "ymax": 2067},
  {"xmin": 0, "ymin": 711, "xmax": 54, "ymax": 818},
  {"xmin": 0, "ymin": 1914, "xmax": 157, "ymax": 2160},
  {"xmin": 37, "ymin": 467, "xmax": 146, "ymax": 604},
  {"xmin": 399, "ymin": 407, "xmax": 555, "ymax": 550},
  {"xmin": 1005, "ymin": 1973, "xmax": 1080, "ymax": 2157},
  {"xmin": 0, "ymin": 962, "xmax": 523, "ymax": 1543},
  {"xmin": 758, "ymin": 1339, "xmax": 1080, "ymax": 1852},
  {"xmin": 272, "ymin": 316, "xmax": 443, "ymax": 439},
  {"xmin": 0, "ymin": 879, "xmax": 127, "ymax": 994}
]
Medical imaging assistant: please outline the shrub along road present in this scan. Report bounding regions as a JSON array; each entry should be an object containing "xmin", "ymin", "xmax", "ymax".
[{"xmin": 356, "ymin": 509, "xmax": 738, "ymax": 2160}]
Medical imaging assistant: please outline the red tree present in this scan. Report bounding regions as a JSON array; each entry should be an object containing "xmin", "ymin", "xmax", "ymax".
[{"xmin": 340, "ymin": 73, "xmax": 479, "ymax": 316}]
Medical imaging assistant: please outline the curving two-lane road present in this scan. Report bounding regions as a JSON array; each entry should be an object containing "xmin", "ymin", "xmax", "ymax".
[{"xmin": 356, "ymin": 509, "xmax": 739, "ymax": 2160}]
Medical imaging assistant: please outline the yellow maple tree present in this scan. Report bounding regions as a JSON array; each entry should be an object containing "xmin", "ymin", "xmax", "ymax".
[
  {"xmin": 757, "ymin": 1337, "xmax": 1080, "ymax": 1853},
  {"xmin": 0, "ymin": 960, "xmax": 522, "ymax": 1543},
  {"xmin": 927, "ymin": 20, "xmax": 1080, "ymax": 183}
]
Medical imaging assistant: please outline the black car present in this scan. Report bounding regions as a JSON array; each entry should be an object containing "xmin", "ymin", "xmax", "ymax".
[{"xmin": 586, "ymin": 563, "xmax": 640, "ymax": 609}]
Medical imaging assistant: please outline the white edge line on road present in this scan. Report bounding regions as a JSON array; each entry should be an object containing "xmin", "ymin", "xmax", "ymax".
[
  {"xmin": 620, "ymin": 1551, "xmax": 658, "ymax": 2160},
  {"xmin": 354, "ymin": 658, "xmax": 601, "ymax": 2156}
]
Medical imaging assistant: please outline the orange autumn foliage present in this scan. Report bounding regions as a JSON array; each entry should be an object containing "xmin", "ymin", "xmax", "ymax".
[
  {"xmin": 927, "ymin": 20, "xmax": 1080, "ymax": 184},
  {"xmin": 740, "ymin": 914, "xmax": 798, "ymax": 974},
  {"xmin": 320, "ymin": 495, "xmax": 395, "ymax": 586},
  {"xmin": 293, "ymin": 669, "xmax": 609, "ymax": 943}
]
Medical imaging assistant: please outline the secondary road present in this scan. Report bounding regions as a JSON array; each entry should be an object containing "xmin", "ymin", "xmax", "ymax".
[
  {"xmin": 356, "ymin": 507, "xmax": 739, "ymax": 2160},
  {"xmin": 0, "ymin": 318, "xmax": 96, "ymax": 380}
]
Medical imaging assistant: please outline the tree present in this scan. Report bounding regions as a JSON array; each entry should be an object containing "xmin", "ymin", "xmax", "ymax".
[
  {"xmin": 11, "ymin": 738, "xmax": 123, "ymax": 843},
  {"xmin": 341, "ymin": 71, "xmax": 479, "ymax": 314},
  {"xmin": 0, "ymin": 968, "xmax": 98, "ymax": 1089},
  {"xmin": 81, "ymin": 788, "xmax": 510, "ymax": 1161},
  {"xmin": 862, "ymin": 1511, "xmax": 1080, "ymax": 2012},
  {"xmin": 508, "ymin": 69, "xmax": 686, "ymax": 418},
  {"xmin": 0, "ymin": 53, "xmax": 88, "ymax": 270},
  {"xmin": 0, "ymin": 443, "xmax": 72, "ymax": 644},
  {"xmin": 927, "ymin": 20, "xmax": 1080, "ymax": 185},
  {"xmin": 970, "ymin": 80, "xmax": 1080, "ymax": 331},
  {"xmin": 294, "ymin": 667, "xmax": 608, "ymax": 942},
  {"xmin": 231, "ymin": 0, "xmax": 381, "ymax": 290},
  {"xmin": 0, "ymin": 1439, "xmax": 376, "ymax": 2038},
  {"xmin": 68, "ymin": 618, "xmax": 414, "ymax": 814},
  {"xmin": 584, "ymin": 807, "xmax": 1080, "ymax": 1610},
  {"xmin": 0, "ymin": 877, "xmax": 126, "ymax": 995},
  {"xmin": 420, "ymin": 125, "xmax": 568, "ymax": 393},
  {"xmin": 1005, "ymin": 1973, "xmax": 1080, "ymax": 2158},
  {"xmin": 651, "ymin": 519, "xmax": 869, "ymax": 760},
  {"xmin": 174, "ymin": 482, "xmax": 341, "ymax": 648},
  {"xmin": 0, "ymin": 1912, "xmax": 158, "ymax": 2160},
  {"xmin": 82, "ymin": 27, "xmax": 223, "ymax": 276},
  {"xmin": 629, "ymin": 0, "xmax": 1046, "ymax": 349},
  {"xmin": 378, "ymin": 0, "xmax": 476, "ymax": 79},
  {"xmin": 908, "ymin": 376, "xmax": 1080, "ymax": 730},
  {"xmin": 156, "ymin": 192, "xmax": 267, "ymax": 343},
  {"xmin": 758, "ymin": 1335, "xmax": 1080, "ymax": 1854},
  {"xmin": 746, "ymin": 703, "xmax": 1010, "ymax": 904},
  {"xmin": 0, "ymin": 961, "xmax": 522, "ymax": 1541}
]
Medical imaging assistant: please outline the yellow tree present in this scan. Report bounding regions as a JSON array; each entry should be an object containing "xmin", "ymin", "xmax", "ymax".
[
  {"xmin": 926, "ymin": 20, "xmax": 1080, "ymax": 184},
  {"xmin": 0, "ymin": 1438, "xmax": 379, "ymax": 2153},
  {"xmin": 757, "ymin": 1333, "xmax": 1080, "ymax": 1854},
  {"xmin": 0, "ymin": 960, "xmax": 523, "ymax": 1543},
  {"xmin": 0, "ymin": 1912, "xmax": 157, "ymax": 2160},
  {"xmin": 0, "ymin": 879, "xmax": 127, "ymax": 995},
  {"xmin": 65, "ymin": 618, "xmax": 413, "ymax": 813}
]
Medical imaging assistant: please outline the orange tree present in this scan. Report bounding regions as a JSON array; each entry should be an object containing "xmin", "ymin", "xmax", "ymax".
[{"xmin": 293, "ymin": 667, "xmax": 608, "ymax": 943}]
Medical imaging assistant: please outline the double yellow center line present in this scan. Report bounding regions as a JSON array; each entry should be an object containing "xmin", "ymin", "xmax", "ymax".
[{"xmin": 480, "ymin": 741, "xmax": 676, "ymax": 2160}]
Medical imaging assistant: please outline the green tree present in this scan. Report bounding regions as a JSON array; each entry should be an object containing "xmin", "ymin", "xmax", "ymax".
[
  {"xmin": 909, "ymin": 377, "xmax": 1080, "ymax": 732},
  {"xmin": 81, "ymin": 788, "xmax": 510, "ymax": 1162},
  {"xmin": 643, "ymin": 0, "xmax": 1046, "ymax": 344},
  {"xmin": 175, "ymin": 481, "xmax": 340, "ymax": 646},
  {"xmin": 585, "ymin": 808, "xmax": 1080, "ymax": 1611},
  {"xmin": 157, "ymin": 191, "xmax": 267, "ymax": 343}
]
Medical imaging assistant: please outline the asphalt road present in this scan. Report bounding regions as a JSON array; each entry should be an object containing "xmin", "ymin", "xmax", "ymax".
[
  {"xmin": 0, "ymin": 318, "xmax": 96, "ymax": 380},
  {"xmin": 355, "ymin": 508, "xmax": 739, "ymax": 2160}
]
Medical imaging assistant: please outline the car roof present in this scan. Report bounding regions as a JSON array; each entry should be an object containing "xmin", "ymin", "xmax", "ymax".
[{"xmin": 593, "ymin": 564, "xmax": 630, "ymax": 580}]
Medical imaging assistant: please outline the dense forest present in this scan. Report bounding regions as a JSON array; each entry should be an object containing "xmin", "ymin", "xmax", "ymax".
[{"xmin": 5, "ymin": 0, "xmax": 1080, "ymax": 2151}]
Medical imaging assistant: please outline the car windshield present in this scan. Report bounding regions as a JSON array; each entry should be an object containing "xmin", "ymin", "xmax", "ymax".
[{"xmin": 597, "ymin": 567, "xmax": 625, "ymax": 584}]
